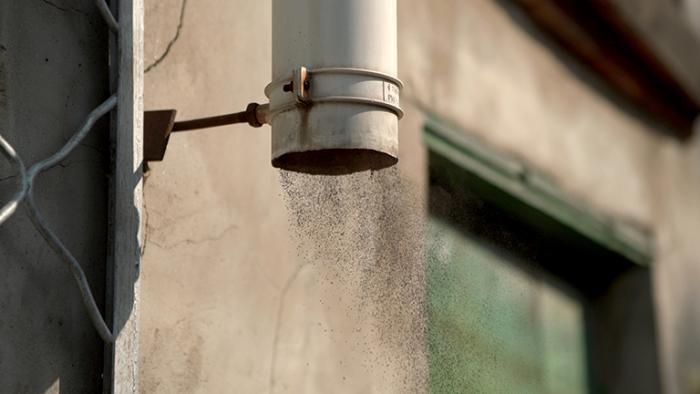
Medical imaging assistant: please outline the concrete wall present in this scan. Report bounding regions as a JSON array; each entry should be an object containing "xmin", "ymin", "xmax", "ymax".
[
  {"xmin": 0, "ymin": 1, "xmax": 110, "ymax": 392},
  {"xmin": 141, "ymin": 0, "xmax": 700, "ymax": 393}
]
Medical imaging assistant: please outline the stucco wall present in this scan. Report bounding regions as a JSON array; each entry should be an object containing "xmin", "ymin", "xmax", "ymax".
[
  {"xmin": 0, "ymin": 1, "xmax": 110, "ymax": 392},
  {"xmin": 141, "ymin": 1, "xmax": 420, "ymax": 392},
  {"xmin": 141, "ymin": 0, "xmax": 700, "ymax": 393}
]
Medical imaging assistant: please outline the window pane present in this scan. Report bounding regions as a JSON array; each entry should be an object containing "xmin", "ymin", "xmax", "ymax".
[{"xmin": 428, "ymin": 218, "xmax": 588, "ymax": 394}]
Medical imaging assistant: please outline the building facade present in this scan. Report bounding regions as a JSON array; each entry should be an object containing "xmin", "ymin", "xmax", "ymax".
[{"xmin": 1, "ymin": 0, "xmax": 700, "ymax": 392}]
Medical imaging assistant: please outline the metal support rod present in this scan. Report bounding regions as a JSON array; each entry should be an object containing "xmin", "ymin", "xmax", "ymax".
[
  {"xmin": 143, "ymin": 103, "xmax": 269, "ymax": 162},
  {"xmin": 172, "ymin": 111, "xmax": 249, "ymax": 131},
  {"xmin": 171, "ymin": 102, "xmax": 264, "ymax": 132}
]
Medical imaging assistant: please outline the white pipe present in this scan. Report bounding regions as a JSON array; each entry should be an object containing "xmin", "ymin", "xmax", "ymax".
[{"xmin": 268, "ymin": 0, "xmax": 401, "ymax": 174}]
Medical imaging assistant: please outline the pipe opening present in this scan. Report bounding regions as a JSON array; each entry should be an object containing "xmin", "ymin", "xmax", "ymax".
[{"xmin": 272, "ymin": 149, "xmax": 397, "ymax": 175}]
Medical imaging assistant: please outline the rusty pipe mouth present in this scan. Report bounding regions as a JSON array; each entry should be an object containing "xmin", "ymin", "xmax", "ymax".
[{"xmin": 272, "ymin": 149, "xmax": 397, "ymax": 175}]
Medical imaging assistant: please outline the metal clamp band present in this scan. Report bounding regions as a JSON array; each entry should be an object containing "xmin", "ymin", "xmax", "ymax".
[
  {"xmin": 310, "ymin": 67, "xmax": 404, "ymax": 89},
  {"xmin": 312, "ymin": 96, "xmax": 403, "ymax": 118},
  {"xmin": 265, "ymin": 66, "xmax": 404, "ymax": 120}
]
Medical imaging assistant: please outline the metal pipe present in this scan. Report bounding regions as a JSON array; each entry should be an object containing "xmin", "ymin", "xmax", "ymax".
[{"xmin": 269, "ymin": 0, "xmax": 401, "ymax": 175}]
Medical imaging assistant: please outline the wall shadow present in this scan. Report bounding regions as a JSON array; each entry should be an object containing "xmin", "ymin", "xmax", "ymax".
[{"xmin": 492, "ymin": 0, "xmax": 678, "ymax": 139}]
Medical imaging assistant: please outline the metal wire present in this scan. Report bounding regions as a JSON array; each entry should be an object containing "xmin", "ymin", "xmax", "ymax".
[
  {"xmin": 96, "ymin": 0, "xmax": 119, "ymax": 33},
  {"xmin": 0, "ymin": 2, "xmax": 120, "ymax": 343},
  {"xmin": 0, "ymin": 136, "xmax": 27, "ymax": 225},
  {"xmin": 0, "ymin": 95, "xmax": 117, "ymax": 343}
]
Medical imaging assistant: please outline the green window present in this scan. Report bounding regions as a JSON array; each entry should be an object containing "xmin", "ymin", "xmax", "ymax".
[
  {"xmin": 424, "ymin": 116, "xmax": 660, "ymax": 393},
  {"xmin": 428, "ymin": 218, "xmax": 588, "ymax": 393}
]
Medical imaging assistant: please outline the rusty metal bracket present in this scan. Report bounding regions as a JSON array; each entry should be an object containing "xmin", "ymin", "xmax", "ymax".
[
  {"xmin": 143, "ymin": 109, "xmax": 176, "ymax": 162},
  {"xmin": 143, "ymin": 102, "xmax": 269, "ymax": 162}
]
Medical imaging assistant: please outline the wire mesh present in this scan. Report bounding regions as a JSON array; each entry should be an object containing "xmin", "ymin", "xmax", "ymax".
[{"xmin": 0, "ymin": 2, "xmax": 120, "ymax": 343}]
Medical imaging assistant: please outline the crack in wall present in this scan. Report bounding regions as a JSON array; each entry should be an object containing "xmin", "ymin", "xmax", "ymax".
[
  {"xmin": 141, "ymin": 191, "xmax": 150, "ymax": 257},
  {"xmin": 145, "ymin": 0, "xmax": 187, "ymax": 73},
  {"xmin": 40, "ymin": 0, "xmax": 69, "ymax": 12},
  {"xmin": 78, "ymin": 141, "xmax": 107, "ymax": 155},
  {"xmin": 46, "ymin": 159, "xmax": 99, "ymax": 172},
  {"xmin": 148, "ymin": 223, "xmax": 236, "ymax": 250},
  {"xmin": 0, "ymin": 175, "xmax": 17, "ymax": 184},
  {"xmin": 38, "ymin": 0, "xmax": 88, "ymax": 15},
  {"xmin": 0, "ymin": 160, "xmax": 96, "ymax": 186},
  {"xmin": 268, "ymin": 263, "xmax": 308, "ymax": 394}
]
